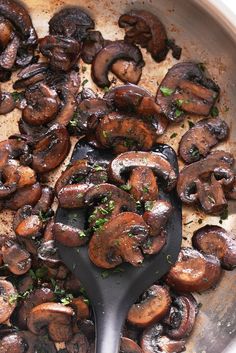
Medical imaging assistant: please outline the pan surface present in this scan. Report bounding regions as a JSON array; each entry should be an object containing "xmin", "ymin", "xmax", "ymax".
[{"xmin": 0, "ymin": 0, "xmax": 235, "ymax": 352}]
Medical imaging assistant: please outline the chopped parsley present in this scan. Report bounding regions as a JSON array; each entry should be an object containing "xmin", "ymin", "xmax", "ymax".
[
  {"xmin": 220, "ymin": 208, "xmax": 228, "ymax": 221},
  {"xmin": 142, "ymin": 186, "xmax": 149, "ymax": 193},
  {"xmin": 69, "ymin": 113, "xmax": 79, "ymax": 128},
  {"xmin": 103, "ymin": 86, "xmax": 110, "ymax": 93},
  {"xmin": 82, "ymin": 79, "xmax": 89, "ymax": 86},
  {"xmin": 211, "ymin": 106, "xmax": 219, "ymax": 117},
  {"xmin": 170, "ymin": 132, "xmax": 178, "ymax": 139},
  {"xmin": 175, "ymin": 109, "xmax": 183, "ymax": 118},
  {"xmin": 175, "ymin": 99, "xmax": 184, "ymax": 107},
  {"xmin": 160, "ymin": 86, "xmax": 174, "ymax": 97},
  {"xmin": 78, "ymin": 230, "xmax": 87, "ymax": 238},
  {"xmin": 61, "ymin": 294, "xmax": 73, "ymax": 306},
  {"xmin": 93, "ymin": 218, "xmax": 108, "ymax": 231},
  {"xmin": 93, "ymin": 164, "xmax": 104, "ymax": 171},
  {"xmin": 101, "ymin": 270, "xmax": 110, "ymax": 279},
  {"xmin": 120, "ymin": 183, "xmax": 132, "ymax": 191},
  {"xmin": 145, "ymin": 201, "xmax": 154, "ymax": 211},
  {"xmin": 11, "ymin": 91, "xmax": 23, "ymax": 102},
  {"xmin": 81, "ymin": 66, "xmax": 87, "ymax": 73},
  {"xmin": 38, "ymin": 210, "xmax": 52, "ymax": 222},
  {"xmin": 189, "ymin": 145, "xmax": 200, "ymax": 159},
  {"xmin": 188, "ymin": 120, "xmax": 195, "ymax": 128}
]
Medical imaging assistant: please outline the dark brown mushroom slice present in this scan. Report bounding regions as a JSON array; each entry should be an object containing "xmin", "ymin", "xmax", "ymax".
[
  {"xmin": 163, "ymin": 294, "xmax": 198, "ymax": 339},
  {"xmin": 31, "ymin": 124, "xmax": 71, "ymax": 173},
  {"xmin": 54, "ymin": 91, "xmax": 77, "ymax": 127},
  {"xmin": 128, "ymin": 167, "xmax": 158, "ymax": 201},
  {"xmin": 2, "ymin": 240, "xmax": 31, "ymax": 275},
  {"xmin": 49, "ymin": 7, "xmax": 94, "ymax": 41},
  {"xmin": 19, "ymin": 331, "xmax": 57, "ymax": 353},
  {"xmin": 39, "ymin": 35, "xmax": 81, "ymax": 72},
  {"xmin": 15, "ymin": 165, "xmax": 36, "ymax": 188},
  {"xmin": 156, "ymin": 62, "xmax": 220, "ymax": 121},
  {"xmin": 143, "ymin": 200, "xmax": 172, "ymax": 236},
  {"xmin": 179, "ymin": 117, "xmax": 229, "ymax": 163},
  {"xmin": 0, "ymin": 137, "xmax": 30, "ymax": 169},
  {"xmin": 177, "ymin": 150, "xmax": 235, "ymax": 214},
  {"xmin": 0, "ymin": 91, "xmax": 15, "ymax": 114},
  {"xmin": 0, "ymin": 15, "xmax": 13, "ymax": 49},
  {"xmin": 111, "ymin": 59, "xmax": 143, "ymax": 85},
  {"xmin": 13, "ymin": 205, "xmax": 43, "ymax": 238},
  {"xmin": 13, "ymin": 63, "xmax": 48, "ymax": 89},
  {"xmin": 58, "ymin": 184, "xmax": 92, "ymax": 209},
  {"xmin": 226, "ymin": 175, "xmax": 236, "ymax": 200},
  {"xmin": 0, "ymin": 332, "xmax": 28, "ymax": 353},
  {"xmin": 70, "ymin": 297, "xmax": 89, "ymax": 321},
  {"xmin": 141, "ymin": 323, "xmax": 186, "ymax": 353},
  {"xmin": 142, "ymin": 230, "xmax": 167, "ymax": 255},
  {"xmin": 65, "ymin": 332, "xmax": 90, "ymax": 353},
  {"xmin": 96, "ymin": 112, "xmax": 155, "ymax": 154},
  {"xmin": 37, "ymin": 240, "xmax": 60, "ymax": 266},
  {"xmin": 22, "ymin": 83, "xmax": 60, "ymax": 126},
  {"xmin": 165, "ymin": 247, "xmax": 221, "ymax": 292},
  {"xmin": 119, "ymin": 10, "xmax": 168, "ymax": 62},
  {"xmin": 12, "ymin": 287, "xmax": 56, "ymax": 329},
  {"xmin": 4, "ymin": 182, "xmax": 42, "ymax": 211},
  {"xmin": 127, "ymin": 285, "xmax": 171, "ymax": 327},
  {"xmin": 88, "ymin": 212, "xmax": 149, "ymax": 268},
  {"xmin": 33, "ymin": 185, "xmax": 54, "ymax": 214},
  {"xmin": 0, "ymin": 164, "xmax": 20, "ymax": 198},
  {"xmin": 81, "ymin": 30, "xmax": 107, "ymax": 64},
  {"xmin": 27, "ymin": 302, "xmax": 75, "ymax": 342},
  {"xmin": 53, "ymin": 222, "xmax": 88, "ymax": 247},
  {"xmin": 0, "ymin": 279, "xmax": 18, "ymax": 323},
  {"xmin": 91, "ymin": 40, "xmax": 144, "ymax": 87},
  {"xmin": 192, "ymin": 225, "xmax": 236, "ymax": 270},
  {"xmin": 0, "ymin": 34, "xmax": 20, "ymax": 69},
  {"xmin": 119, "ymin": 337, "xmax": 143, "ymax": 353},
  {"xmin": 109, "ymin": 151, "xmax": 177, "ymax": 191}
]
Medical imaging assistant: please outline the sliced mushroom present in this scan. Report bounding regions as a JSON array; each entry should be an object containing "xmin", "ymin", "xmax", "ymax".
[
  {"xmin": 12, "ymin": 287, "xmax": 55, "ymax": 329},
  {"xmin": 192, "ymin": 225, "xmax": 236, "ymax": 270},
  {"xmin": 163, "ymin": 294, "xmax": 198, "ymax": 339},
  {"xmin": 4, "ymin": 182, "xmax": 42, "ymax": 211},
  {"xmin": 22, "ymin": 83, "xmax": 60, "ymax": 126},
  {"xmin": 65, "ymin": 332, "xmax": 90, "ymax": 353},
  {"xmin": 27, "ymin": 302, "xmax": 75, "ymax": 342},
  {"xmin": 91, "ymin": 40, "xmax": 144, "ymax": 87},
  {"xmin": 2, "ymin": 240, "xmax": 31, "ymax": 275},
  {"xmin": 13, "ymin": 63, "xmax": 48, "ymax": 89},
  {"xmin": 143, "ymin": 200, "xmax": 172, "ymax": 236},
  {"xmin": 165, "ymin": 247, "xmax": 221, "ymax": 292},
  {"xmin": 0, "ymin": 34, "xmax": 20, "ymax": 70},
  {"xmin": 70, "ymin": 297, "xmax": 89, "ymax": 321},
  {"xmin": 37, "ymin": 240, "xmax": 60, "ymax": 266},
  {"xmin": 142, "ymin": 230, "xmax": 167, "ymax": 255},
  {"xmin": 13, "ymin": 205, "xmax": 43, "ymax": 238},
  {"xmin": 0, "ymin": 332, "xmax": 28, "ymax": 353},
  {"xmin": 49, "ymin": 7, "xmax": 94, "ymax": 41},
  {"xmin": 179, "ymin": 118, "xmax": 229, "ymax": 163},
  {"xmin": 16, "ymin": 165, "xmax": 37, "ymax": 188},
  {"xmin": 20, "ymin": 331, "xmax": 57, "ymax": 353},
  {"xmin": 39, "ymin": 35, "xmax": 81, "ymax": 72},
  {"xmin": 53, "ymin": 222, "xmax": 88, "ymax": 247},
  {"xmin": 109, "ymin": 151, "xmax": 177, "ymax": 191},
  {"xmin": 127, "ymin": 285, "xmax": 171, "ymax": 327},
  {"xmin": 177, "ymin": 150, "xmax": 235, "ymax": 214},
  {"xmin": 156, "ymin": 62, "xmax": 220, "ymax": 121},
  {"xmin": 88, "ymin": 212, "xmax": 149, "ymax": 268},
  {"xmin": 119, "ymin": 10, "xmax": 168, "ymax": 62},
  {"xmin": 0, "ymin": 16, "xmax": 13, "ymax": 49},
  {"xmin": 120, "ymin": 337, "xmax": 143, "ymax": 353},
  {"xmin": 141, "ymin": 323, "xmax": 186, "ymax": 353},
  {"xmin": 81, "ymin": 30, "xmax": 107, "ymax": 64},
  {"xmin": 0, "ymin": 137, "xmax": 30, "ymax": 169},
  {"xmin": 0, "ymin": 164, "xmax": 20, "ymax": 198},
  {"xmin": 111, "ymin": 59, "xmax": 143, "ymax": 85},
  {"xmin": 33, "ymin": 185, "xmax": 54, "ymax": 214},
  {"xmin": 0, "ymin": 91, "xmax": 15, "ymax": 114},
  {"xmin": 128, "ymin": 167, "xmax": 158, "ymax": 201},
  {"xmin": 96, "ymin": 112, "xmax": 155, "ymax": 153},
  {"xmin": 0, "ymin": 279, "xmax": 17, "ymax": 323},
  {"xmin": 31, "ymin": 124, "xmax": 70, "ymax": 173}
]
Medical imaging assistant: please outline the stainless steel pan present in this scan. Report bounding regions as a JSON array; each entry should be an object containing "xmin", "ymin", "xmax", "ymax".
[{"xmin": 0, "ymin": 0, "xmax": 235, "ymax": 352}]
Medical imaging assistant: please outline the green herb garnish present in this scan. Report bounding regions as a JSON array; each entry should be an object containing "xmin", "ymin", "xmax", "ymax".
[
  {"xmin": 103, "ymin": 86, "xmax": 110, "ymax": 93},
  {"xmin": 175, "ymin": 109, "xmax": 183, "ymax": 118},
  {"xmin": 170, "ymin": 132, "xmax": 178, "ymax": 139},
  {"xmin": 145, "ymin": 201, "xmax": 154, "ymax": 211},
  {"xmin": 211, "ymin": 106, "xmax": 219, "ymax": 117},
  {"xmin": 188, "ymin": 120, "xmax": 195, "ymax": 128},
  {"xmin": 160, "ymin": 86, "xmax": 174, "ymax": 97},
  {"xmin": 189, "ymin": 145, "xmax": 200, "ymax": 158},
  {"xmin": 120, "ymin": 183, "xmax": 132, "ymax": 191},
  {"xmin": 82, "ymin": 79, "xmax": 88, "ymax": 86},
  {"xmin": 101, "ymin": 270, "xmax": 109, "ymax": 279},
  {"xmin": 11, "ymin": 91, "xmax": 23, "ymax": 102},
  {"xmin": 93, "ymin": 218, "xmax": 108, "ymax": 231}
]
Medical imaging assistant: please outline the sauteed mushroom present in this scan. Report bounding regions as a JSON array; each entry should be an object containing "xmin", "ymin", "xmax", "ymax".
[
  {"xmin": 37, "ymin": 240, "xmax": 60, "ymax": 266},
  {"xmin": 0, "ymin": 332, "xmax": 28, "ymax": 353},
  {"xmin": 179, "ymin": 117, "xmax": 229, "ymax": 163},
  {"xmin": 13, "ymin": 63, "xmax": 48, "ymax": 89},
  {"xmin": 2, "ymin": 240, "xmax": 31, "ymax": 275},
  {"xmin": 81, "ymin": 30, "xmax": 107, "ymax": 64},
  {"xmin": 128, "ymin": 167, "xmax": 158, "ymax": 202},
  {"xmin": 143, "ymin": 200, "xmax": 172, "ymax": 236},
  {"xmin": 0, "ymin": 137, "xmax": 30, "ymax": 169},
  {"xmin": 192, "ymin": 225, "xmax": 236, "ymax": 270},
  {"xmin": 0, "ymin": 279, "xmax": 17, "ymax": 323},
  {"xmin": 0, "ymin": 91, "xmax": 15, "ymax": 114},
  {"xmin": 156, "ymin": 62, "xmax": 220, "ymax": 121},
  {"xmin": 177, "ymin": 150, "xmax": 235, "ymax": 214},
  {"xmin": 0, "ymin": 34, "xmax": 20, "ymax": 70},
  {"xmin": 111, "ymin": 59, "xmax": 143, "ymax": 84},
  {"xmin": 49, "ymin": 7, "xmax": 95, "ymax": 41},
  {"xmin": 119, "ymin": 10, "xmax": 168, "ymax": 62},
  {"xmin": 4, "ymin": 182, "xmax": 42, "ymax": 211},
  {"xmin": 91, "ymin": 40, "xmax": 144, "ymax": 87},
  {"xmin": 165, "ymin": 247, "xmax": 221, "ymax": 292},
  {"xmin": 120, "ymin": 337, "xmax": 143, "ymax": 353},
  {"xmin": 0, "ymin": 164, "xmax": 19, "ymax": 198},
  {"xmin": 70, "ymin": 297, "xmax": 89, "ymax": 321},
  {"xmin": 142, "ymin": 230, "xmax": 167, "ymax": 255},
  {"xmin": 88, "ymin": 212, "xmax": 149, "ymax": 268},
  {"xmin": 127, "ymin": 285, "xmax": 171, "ymax": 327},
  {"xmin": 65, "ymin": 332, "xmax": 90, "ymax": 353},
  {"xmin": 109, "ymin": 151, "xmax": 177, "ymax": 191},
  {"xmin": 53, "ymin": 223, "xmax": 88, "ymax": 247},
  {"xmin": 96, "ymin": 112, "xmax": 155, "ymax": 153},
  {"xmin": 0, "ymin": 15, "xmax": 13, "ymax": 49}
]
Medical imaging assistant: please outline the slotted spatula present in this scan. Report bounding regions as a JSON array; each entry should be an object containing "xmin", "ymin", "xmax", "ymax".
[{"xmin": 56, "ymin": 140, "xmax": 182, "ymax": 353}]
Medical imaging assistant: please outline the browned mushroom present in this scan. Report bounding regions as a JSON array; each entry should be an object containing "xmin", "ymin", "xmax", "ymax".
[
  {"xmin": 128, "ymin": 167, "xmax": 158, "ymax": 202},
  {"xmin": 16, "ymin": 165, "xmax": 37, "ymax": 188},
  {"xmin": 156, "ymin": 62, "xmax": 220, "ymax": 121},
  {"xmin": 27, "ymin": 302, "xmax": 75, "ymax": 342},
  {"xmin": 49, "ymin": 7, "xmax": 95, "ymax": 41},
  {"xmin": 0, "ymin": 34, "xmax": 20, "ymax": 70},
  {"xmin": 91, "ymin": 40, "xmax": 144, "ymax": 87},
  {"xmin": 163, "ymin": 294, "xmax": 198, "ymax": 339},
  {"xmin": 0, "ymin": 137, "xmax": 30, "ymax": 169},
  {"xmin": 0, "ymin": 164, "xmax": 20, "ymax": 198},
  {"xmin": 165, "ymin": 247, "xmax": 221, "ymax": 292},
  {"xmin": 192, "ymin": 225, "xmax": 236, "ymax": 270},
  {"xmin": 111, "ymin": 59, "xmax": 143, "ymax": 85},
  {"xmin": 88, "ymin": 212, "xmax": 149, "ymax": 268},
  {"xmin": 0, "ymin": 91, "xmax": 15, "ymax": 114},
  {"xmin": 39, "ymin": 35, "xmax": 81, "ymax": 72},
  {"xmin": 0, "ymin": 16, "xmax": 13, "ymax": 49},
  {"xmin": 120, "ymin": 337, "xmax": 143, "ymax": 353},
  {"xmin": 37, "ymin": 240, "xmax": 60, "ymax": 266},
  {"xmin": 65, "ymin": 332, "xmax": 90, "ymax": 353},
  {"xmin": 12, "ymin": 287, "xmax": 55, "ymax": 329},
  {"xmin": 0, "ymin": 279, "xmax": 18, "ymax": 323},
  {"xmin": 2, "ymin": 240, "xmax": 31, "ymax": 275},
  {"xmin": 22, "ymin": 83, "xmax": 60, "ymax": 126},
  {"xmin": 109, "ymin": 151, "xmax": 177, "ymax": 191},
  {"xmin": 177, "ymin": 150, "xmax": 235, "ymax": 214},
  {"xmin": 179, "ymin": 117, "xmax": 229, "ymax": 163},
  {"xmin": 226, "ymin": 175, "xmax": 236, "ymax": 200},
  {"xmin": 4, "ymin": 182, "xmax": 42, "ymax": 211},
  {"xmin": 20, "ymin": 331, "xmax": 57, "ymax": 353},
  {"xmin": 0, "ymin": 332, "xmax": 28, "ymax": 353},
  {"xmin": 127, "ymin": 285, "xmax": 171, "ymax": 327},
  {"xmin": 141, "ymin": 323, "xmax": 186, "ymax": 353},
  {"xmin": 143, "ymin": 200, "xmax": 172, "ymax": 236},
  {"xmin": 13, "ymin": 63, "xmax": 48, "ymax": 89},
  {"xmin": 31, "ymin": 124, "xmax": 70, "ymax": 173},
  {"xmin": 119, "ymin": 10, "xmax": 168, "ymax": 62},
  {"xmin": 53, "ymin": 222, "xmax": 88, "ymax": 247},
  {"xmin": 142, "ymin": 230, "xmax": 167, "ymax": 255},
  {"xmin": 70, "ymin": 297, "xmax": 89, "ymax": 321},
  {"xmin": 81, "ymin": 30, "xmax": 107, "ymax": 64},
  {"xmin": 96, "ymin": 112, "xmax": 156, "ymax": 154}
]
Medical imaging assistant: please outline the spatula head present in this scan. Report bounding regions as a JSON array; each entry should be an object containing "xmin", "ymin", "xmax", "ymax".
[{"xmin": 56, "ymin": 140, "xmax": 182, "ymax": 310}]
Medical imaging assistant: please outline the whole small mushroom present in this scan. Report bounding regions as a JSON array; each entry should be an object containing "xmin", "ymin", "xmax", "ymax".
[{"xmin": 0, "ymin": 279, "xmax": 18, "ymax": 323}]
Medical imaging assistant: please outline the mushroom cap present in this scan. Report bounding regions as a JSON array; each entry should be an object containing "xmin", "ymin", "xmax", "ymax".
[
  {"xmin": 120, "ymin": 337, "xmax": 143, "ymax": 353},
  {"xmin": 2, "ymin": 240, "xmax": 31, "ymax": 275},
  {"xmin": 0, "ymin": 279, "xmax": 18, "ymax": 323},
  {"xmin": 0, "ymin": 333, "xmax": 28, "ymax": 353}
]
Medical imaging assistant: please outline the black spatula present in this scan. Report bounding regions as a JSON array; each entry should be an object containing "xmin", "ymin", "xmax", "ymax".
[{"xmin": 56, "ymin": 140, "xmax": 182, "ymax": 353}]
